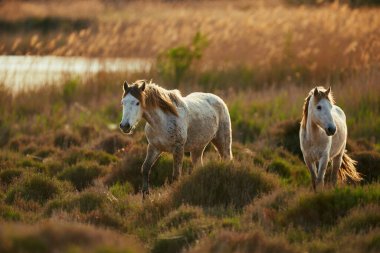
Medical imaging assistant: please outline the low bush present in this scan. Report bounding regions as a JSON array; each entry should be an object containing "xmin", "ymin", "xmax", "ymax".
[
  {"xmin": 352, "ymin": 151, "xmax": 380, "ymax": 183},
  {"xmin": 109, "ymin": 181, "xmax": 134, "ymax": 198},
  {"xmin": 281, "ymin": 184, "xmax": 380, "ymax": 231},
  {"xmin": 58, "ymin": 161, "xmax": 104, "ymax": 190},
  {"xmin": 63, "ymin": 147, "xmax": 116, "ymax": 166},
  {"xmin": 0, "ymin": 203, "xmax": 21, "ymax": 221},
  {"xmin": 53, "ymin": 130, "xmax": 81, "ymax": 149},
  {"xmin": 335, "ymin": 204, "xmax": 380, "ymax": 235},
  {"xmin": 45, "ymin": 190, "xmax": 125, "ymax": 229},
  {"xmin": 269, "ymin": 119, "xmax": 302, "ymax": 158},
  {"xmin": 0, "ymin": 221, "xmax": 145, "ymax": 253},
  {"xmin": 95, "ymin": 133, "xmax": 132, "ymax": 154},
  {"xmin": 0, "ymin": 168, "xmax": 22, "ymax": 186},
  {"xmin": 188, "ymin": 230, "xmax": 298, "ymax": 253},
  {"xmin": 172, "ymin": 160, "xmax": 279, "ymax": 210},
  {"xmin": 153, "ymin": 205, "xmax": 217, "ymax": 253},
  {"xmin": 5, "ymin": 174, "xmax": 63, "ymax": 205}
]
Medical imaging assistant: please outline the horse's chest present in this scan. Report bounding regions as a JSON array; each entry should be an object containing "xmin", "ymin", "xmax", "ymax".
[
  {"xmin": 301, "ymin": 133, "xmax": 330, "ymax": 162},
  {"xmin": 146, "ymin": 122, "xmax": 186, "ymax": 152}
]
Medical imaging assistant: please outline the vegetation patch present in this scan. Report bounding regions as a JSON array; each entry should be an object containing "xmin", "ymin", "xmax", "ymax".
[
  {"xmin": 0, "ymin": 221, "xmax": 145, "ymax": 253},
  {"xmin": 58, "ymin": 161, "xmax": 104, "ymax": 191},
  {"xmin": 0, "ymin": 168, "xmax": 22, "ymax": 186},
  {"xmin": 188, "ymin": 230, "xmax": 298, "ymax": 253},
  {"xmin": 282, "ymin": 184, "xmax": 380, "ymax": 231},
  {"xmin": 352, "ymin": 151, "xmax": 380, "ymax": 183},
  {"xmin": 172, "ymin": 161, "xmax": 279, "ymax": 210},
  {"xmin": 5, "ymin": 174, "xmax": 63, "ymax": 205}
]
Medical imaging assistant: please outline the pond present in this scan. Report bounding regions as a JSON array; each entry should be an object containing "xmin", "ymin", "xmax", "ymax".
[{"xmin": 0, "ymin": 56, "xmax": 152, "ymax": 92}]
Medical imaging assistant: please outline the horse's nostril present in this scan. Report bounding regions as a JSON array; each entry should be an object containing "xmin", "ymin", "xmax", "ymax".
[{"xmin": 119, "ymin": 123, "xmax": 123, "ymax": 128}]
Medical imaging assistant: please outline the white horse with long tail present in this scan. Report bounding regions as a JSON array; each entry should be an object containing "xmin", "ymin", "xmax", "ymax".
[
  {"xmin": 299, "ymin": 86, "xmax": 362, "ymax": 190},
  {"xmin": 119, "ymin": 80, "xmax": 233, "ymax": 198}
]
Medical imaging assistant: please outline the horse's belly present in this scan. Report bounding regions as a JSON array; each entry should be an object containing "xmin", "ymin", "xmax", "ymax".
[{"xmin": 185, "ymin": 113, "xmax": 219, "ymax": 151}]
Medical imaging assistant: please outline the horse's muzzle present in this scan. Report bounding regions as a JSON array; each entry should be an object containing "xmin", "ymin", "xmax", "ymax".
[
  {"xmin": 325, "ymin": 125, "xmax": 336, "ymax": 136},
  {"xmin": 119, "ymin": 123, "xmax": 132, "ymax": 134}
]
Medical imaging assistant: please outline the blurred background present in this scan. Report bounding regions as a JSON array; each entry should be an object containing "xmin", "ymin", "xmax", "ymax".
[{"xmin": 0, "ymin": 1, "xmax": 380, "ymax": 253}]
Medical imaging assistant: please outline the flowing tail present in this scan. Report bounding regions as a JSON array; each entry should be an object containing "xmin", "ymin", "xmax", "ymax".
[{"xmin": 338, "ymin": 151, "xmax": 362, "ymax": 182}]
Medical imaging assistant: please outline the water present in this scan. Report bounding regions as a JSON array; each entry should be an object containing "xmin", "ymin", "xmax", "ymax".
[{"xmin": 0, "ymin": 56, "xmax": 152, "ymax": 92}]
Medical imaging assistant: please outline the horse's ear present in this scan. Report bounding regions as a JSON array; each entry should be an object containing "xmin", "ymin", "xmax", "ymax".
[
  {"xmin": 325, "ymin": 86, "xmax": 331, "ymax": 96},
  {"xmin": 313, "ymin": 87, "xmax": 319, "ymax": 96},
  {"xmin": 123, "ymin": 81, "xmax": 129, "ymax": 92},
  {"xmin": 139, "ymin": 81, "xmax": 146, "ymax": 91}
]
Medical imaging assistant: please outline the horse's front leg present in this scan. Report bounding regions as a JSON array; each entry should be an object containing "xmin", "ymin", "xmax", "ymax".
[
  {"xmin": 172, "ymin": 144, "xmax": 184, "ymax": 181},
  {"xmin": 305, "ymin": 159, "xmax": 317, "ymax": 191},
  {"xmin": 141, "ymin": 144, "xmax": 161, "ymax": 199},
  {"xmin": 316, "ymin": 153, "xmax": 329, "ymax": 190}
]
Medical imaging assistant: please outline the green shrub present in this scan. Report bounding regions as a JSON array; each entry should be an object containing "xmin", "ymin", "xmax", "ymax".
[
  {"xmin": 188, "ymin": 230, "xmax": 298, "ymax": 253},
  {"xmin": 352, "ymin": 151, "xmax": 380, "ymax": 183},
  {"xmin": 172, "ymin": 161, "xmax": 279, "ymax": 209},
  {"xmin": 5, "ymin": 174, "xmax": 62, "ymax": 205},
  {"xmin": 46, "ymin": 191, "xmax": 105, "ymax": 215},
  {"xmin": 109, "ymin": 181, "xmax": 134, "ymax": 198},
  {"xmin": 282, "ymin": 184, "xmax": 380, "ymax": 230},
  {"xmin": 0, "ymin": 119, "xmax": 11, "ymax": 148},
  {"xmin": 269, "ymin": 119, "xmax": 302, "ymax": 158},
  {"xmin": 45, "ymin": 191, "xmax": 125, "ymax": 230},
  {"xmin": 95, "ymin": 133, "xmax": 132, "ymax": 154},
  {"xmin": 0, "ymin": 204, "xmax": 21, "ymax": 221},
  {"xmin": 54, "ymin": 130, "xmax": 81, "ymax": 149},
  {"xmin": 105, "ymin": 146, "xmax": 190, "ymax": 193},
  {"xmin": 0, "ymin": 221, "xmax": 145, "ymax": 253},
  {"xmin": 58, "ymin": 161, "xmax": 104, "ymax": 190},
  {"xmin": 335, "ymin": 204, "xmax": 380, "ymax": 235},
  {"xmin": 0, "ymin": 169, "xmax": 22, "ymax": 185},
  {"xmin": 153, "ymin": 206, "xmax": 216, "ymax": 253},
  {"xmin": 157, "ymin": 32, "xmax": 208, "ymax": 86},
  {"xmin": 63, "ymin": 148, "xmax": 116, "ymax": 166},
  {"xmin": 158, "ymin": 205, "xmax": 204, "ymax": 231}
]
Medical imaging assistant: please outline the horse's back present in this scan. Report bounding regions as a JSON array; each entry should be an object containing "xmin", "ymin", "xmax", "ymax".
[{"xmin": 182, "ymin": 92, "xmax": 230, "ymax": 151}]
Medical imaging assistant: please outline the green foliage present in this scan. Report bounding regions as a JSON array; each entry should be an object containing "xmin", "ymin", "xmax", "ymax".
[
  {"xmin": 58, "ymin": 161, "xmax": 104, "ymax": 190},
  {"xmin": 352, "ymin": 151, "xmax": 380, "ymax": 183},
  {"xmin": 63, "ymin": 148, "xmax": 116, "ymax": 166},
  {"xmin": 62, "ymin": 78, "xmax": 79, "ymax": 105},
  {"xmin": 282, "ymin": 184, "xmax": 380, "ymax": 230},
  {"xmin": 0, "ymin": 221, "xmax": 145, "ymax": 253},
  {"xmin": 0, "ymin": 204, "xmax": 21, "ymax": 221},
  {"xmin": 188, "ymin": 230, "xmax": 298, "ymax": 253},
  {"xmin": 172, "ymin": 161, "xmax": 279, "ymax": 209},
  {"xmin": 109, "ymin": 182, "xmax": 134, "ymax": 198},
  {"xmin": 0, "ymin": 168, "xmax": 22, "ymax": 185},
  {"xmin": 0, "ymin": 119, "xmax": 11, "ymax": 148},
  {"xmin": 157, "ymin": 32, "xmax": 208, "ymax": 86},
  {"xmin": 5, "ymin": 174, "xmax": 62, "ymax": 205},
  {"xmin": 336, "ymin": 204, "xmax": 380, "ymax": 235},
  {"xmin": 95, "ymin": 133, "xmax": 132, "ymax": 154},
  {"xmin": 54, "ymin": 130, "xmax": 81, "ymax": 149},
  {"xmin": 269, "ymin": 119, "xmax": 302, "ymax": 158}
]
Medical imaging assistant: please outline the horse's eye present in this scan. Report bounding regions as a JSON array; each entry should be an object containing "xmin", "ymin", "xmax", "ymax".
[
  {"xmin": 136, "ymin": 102, "xmax": 140, "ymax": 106},
  {"xmin": 317, "ymin": 105, "xmax": 322, "ymax": 110}
]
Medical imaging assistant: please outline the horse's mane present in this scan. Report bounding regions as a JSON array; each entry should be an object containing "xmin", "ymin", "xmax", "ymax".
[
  {"xmin": 301, "ymin": 86, "xmax": 335, "ymax": 129},
  {"xmin": 131, "ymin": 80, "xmax": 181, "ymax": 116}
]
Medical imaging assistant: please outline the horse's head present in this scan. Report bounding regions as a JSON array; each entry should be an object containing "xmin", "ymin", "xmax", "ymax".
[
  {"xmin": 119, "ymin": 80, "xmax": 146, "ymax": 134},
  {"xmin": 310, "ymin": 86, "xmax": 336, "ymax": 136}
]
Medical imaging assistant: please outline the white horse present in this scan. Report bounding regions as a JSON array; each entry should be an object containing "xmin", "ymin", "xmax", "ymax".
[
  {"xmin": 299, "ymin": 86, "xmax": 362, "ymax": 190},
  {"xmin": 119, "ymin": 80, "xmax": 233, "ymax": 197}
]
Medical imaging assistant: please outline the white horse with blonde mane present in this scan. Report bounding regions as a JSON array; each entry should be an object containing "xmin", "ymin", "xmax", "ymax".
[
  {"xmin": 119, "ymin": 80, "xmax": 233, "ymax": 198},
  {"xmin": 300, "ymin": 86, "xmax": 362, "ymax": 190}
]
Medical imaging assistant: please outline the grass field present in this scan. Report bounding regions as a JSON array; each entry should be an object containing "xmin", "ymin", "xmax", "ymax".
[{"xmin": 1, "ymin": 1, "xmax": 380, "ymax": 253}]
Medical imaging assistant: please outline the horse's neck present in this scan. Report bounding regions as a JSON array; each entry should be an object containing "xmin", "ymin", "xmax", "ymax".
[
  {"xmin": 306, "ymin": 104, "xmax": 322, "ymax": 140},
  {"xmin": 143, "ymin": 108, "xmax": 168, "ymax": 130}
]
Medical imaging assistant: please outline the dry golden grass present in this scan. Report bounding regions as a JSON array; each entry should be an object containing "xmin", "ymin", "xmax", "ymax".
[{"xmin": 1, "ymin": 0, "xmax": 379, "ymax": 79}]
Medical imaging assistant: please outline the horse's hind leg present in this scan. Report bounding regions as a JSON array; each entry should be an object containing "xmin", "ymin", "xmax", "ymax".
[
  {"xmin": 212, "ymin": 125, "xmax": 232, "ymax": 160},
  {"xmin": 331, "ymin": 152, "xmax": 344, "ymax": 186},
  {"xmin": 190, "ymin": 147, "xmax": 206, "ymax": 174}
]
